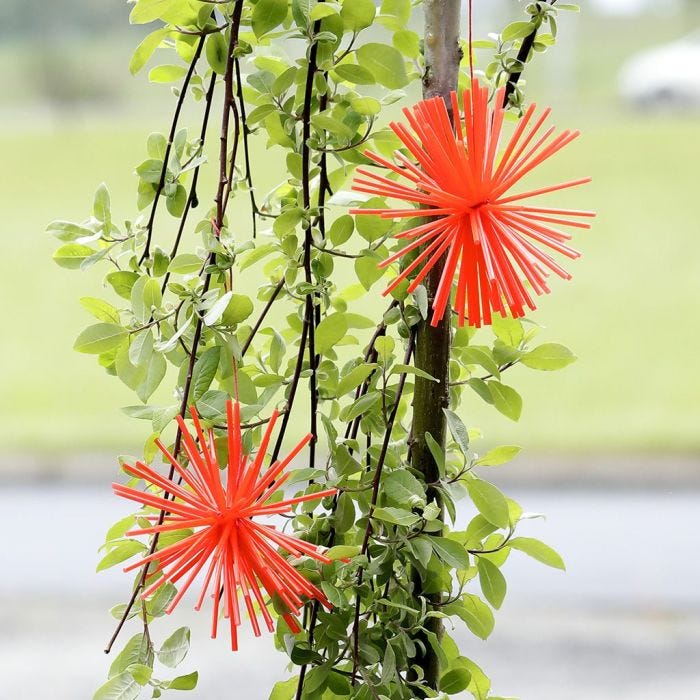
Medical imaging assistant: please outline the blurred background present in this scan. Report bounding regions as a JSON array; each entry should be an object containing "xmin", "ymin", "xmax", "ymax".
[{"xmin": 1, "ymin": 0, "xmax": 699, "ymax": 698}]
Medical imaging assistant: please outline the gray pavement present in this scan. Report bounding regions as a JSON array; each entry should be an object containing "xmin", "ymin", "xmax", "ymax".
[{"xmin": 1, "ymin": 483, "xmax": 699, "ymax": 698}]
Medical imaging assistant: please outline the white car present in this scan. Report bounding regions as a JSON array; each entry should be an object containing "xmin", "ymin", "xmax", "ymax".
[{"xmin": 619, "ymin": 30, "xmax": 700, "ymax": 108}]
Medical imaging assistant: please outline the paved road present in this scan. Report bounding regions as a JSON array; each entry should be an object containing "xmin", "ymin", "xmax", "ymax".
[{"xmin": 1, "ymin": 484, "xmax": 699, "ymax": 699}]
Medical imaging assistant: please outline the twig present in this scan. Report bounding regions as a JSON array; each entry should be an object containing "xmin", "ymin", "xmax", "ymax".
[
  {"xmin": 235, "ymin": 58, "xmax": 262, "ymax": 238},
  {"xmin": 502, "ymin": 0, "xmax": 558, "ymax": 108},
  {"xmin": 240, "ymin": 278, "xmax": 285, "ymax": 357},
  {"xmin": 160, "ymin": 72, "xmax": 218, "ymax": 295},
  {"xmin": 351, "ymin": 331, "xmax": 416, "ymax": 684},
  {"xmin": 139, "ymin": 33, "xmax": 206, "ymax": 264},
  {"xmin": 105, "ymin": 0, "xmax": 245, "ymax": 654}
]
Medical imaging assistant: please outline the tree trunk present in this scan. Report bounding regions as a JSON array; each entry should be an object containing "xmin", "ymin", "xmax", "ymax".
[{"xmin": 409, "ymin": 0, "xmax": 461, "ymax": 693}]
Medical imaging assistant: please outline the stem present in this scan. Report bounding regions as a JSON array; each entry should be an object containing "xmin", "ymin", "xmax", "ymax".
[
  {"xmin": 240, "ymin": 278, "xmax": 285, "ymax": 357},
  {"xmin": 105, "ymin": 2, "xmax": 245, "ymax": 654},
  {"xmin": 270, "ymin": 10, "xmax": 323, "ymax": 466},
  {"xmin": 235, "ymin": 58, "xmax": 261, "ymax": 238},
  {"xmin": 301, "ymin": 23, "xmax": 321, "ymax": 473},
  {"xmin": 408, "ymin": 0, "xmax": 461, "ymax": 693},
  {"xmin": 139, "ymin": 33, "xmax": 206, "ymax": 264},
  {"xmin": 351, "ymin": 332, "xmax": 416, "ymax": 684},
  {"xmin": 161, "ymin": 72, "xmax": 218, "ymax": 295},
  {"xmin": 294, "ymin": 300, "xmax": 396, "ymax": 700},
  {"xmin": 503, "ymin": 0, "xmax": 557, "ymax": 108}
]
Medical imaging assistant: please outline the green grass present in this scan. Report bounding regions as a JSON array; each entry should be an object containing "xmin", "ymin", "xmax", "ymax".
[{"xmin": 2, "ymin": 10, "xmax": 699, "ymax": 455}]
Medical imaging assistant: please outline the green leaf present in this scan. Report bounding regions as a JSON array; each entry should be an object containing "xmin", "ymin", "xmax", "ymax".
[
  {"xmin": 465, "ymin": 479, "xmax": 510, "ymax": 529},
  {"xmin": 269, "ymin": 677, "xmax": 299, "ymax": 700},
  {"xmin": 521, "ymin": 343, "xmax": 577, "ymax": 371},
  {"xmin": 96, "ymin": 540, "xmax": 146, "ymax": 572},
  {"xmin": 425, "ymin": 431, "xmax": 445, "ymax": 479},
  {"xmin": 252, "ymin": 0, "xmax": 288, "ymax": 37},
  {"xmin": 502, "ymin": 20, "xmax": 534, "ymax": 42},
  {"xmin": 129, "ymin": 0, "xmax": 179, "ymax": 24},
  {"xmin": 130, "ymin": 27, "xmax": 169, "ymax": 74},
  {"xmin": 340, "ymin": 0, "xmax": 376, "ymax": 31},
  {"xmin": 356, "ymin": 43, "xmax": 408, "ymax": 89},
  {"xmin": 105, "ymin": 515, "xmax": 136, "ymax": 543},
  {"xmin": 132, "ymin": 277, "xmax": 163, "ymax": 322},
  {"xmin": 93, "ymin": 671, "xmax": 140, "ymax": 700},
  {"xmin": 465, "ymin": 514, "xmax": 497, "ymax": 544},
  {"xmin": 372, "ymin": 506, "xmax": 420, "ymax": 527},
  {"xmin": 491, "ymin": 315, "xmax": 524, "ymax": 347},
  {"xmin": 315, "ymin": 313, "xmax": 348, "ymax": 354},
  {"xmin": 333, "ymin": 63, "xmax": 376, "ymax": 85},
  {"xmin": 462, "ymin": 657, "xmax": 491, "ymax": 700},
  {"xmin": 383, "ymin": 470, "xmax": 425, "ymax": 506},
  {"xmin": 128, "ymin": 664, "xmax": 152, "ymax": 686},
  {"xmin": 292, "ymin": 0, "xmax": 314, "ymax": 24},
  {"xmin": 329, "ymin": 215, "xmax": 354, "ymax": 245},
  {"xmin": 354, "ymin": 253, "xmax": 384, "ymax": 290},
  {"xmin": 431, "ymin": 536, "xmax": 469, "ymax": 570},
  {"xmin": 462, "ymin": 346, "xmax": 500, "ymax": 377},
  {"xmin": 107, "ymin": 271, "xmax": 140, "ymax": 300},
  {"xmin": 391, "ymin": 364, "xmax": 438, "ymax": 382},
  {"xmin": 477, "ymin": 558, "xmax": 507, "ymax": 609},
  {"xmin": 509, "ymin": 537, "xmax": 566, "ymax": 570},
  {"xmin": 311, "ymin": 113, "xmax": 354, "ymax": 139},
  {"xmin": 75, "ymin": 323, "xmax": 128, "ymax": 354},
  {"xmin": 454, "ymin": 594, "xmax": 495, "ymax": 640},
  {"xmin": 380, "ymin": 0, "xmax": 411, "ymax": 24},
  {"xmin": 466, "ymin": 377, "xmax": 493, "ymax": 405},
  {"xmin": 350, "ymin": 96, "xmax": 381, "ymax": 116},
  {"xmin": 336, "ymin": 363, "xmax": 377, "ymax": 397},
  {"xmin": 475, "ymin": 445, "xmax": 522, "ymax": 467},
  {"xmin": 393, "ymin": 29, "xmax": 420, "ymax": 58},
  {"xmin": 196, "ymin": 389, "xmax": 227, "ymax": 419},
  {"xmin": 94, "ymin": 183, "xmax": 111, "ymax": 224},
  {"xmin": 147, "ymin": 582, "xmax": 177, "ymax": 618},
  {"xmin": 203, "ymin": 290, "xmax": 233, "ymax": 326},
  {"xmin": 440, "ymin": 668, "xmax": 472, "ymax": 695},
  {"xmin": 168, "ymin": 253, "xmax": 202, "ymax": 275},
  {"xmin": 488, "ymin": 381, "xmax": 522, "ymax": 421},
  {"xmin": 408, "ymin": 536, "xmax": 433, "ymax": 569},
  {"xmin": 339, "ymin": 390, "xmax": 379, "ymax": 422},
  {"xmin": 167, "ymin": 672, "xmax": 198, "ymax": 690},
  {"xmin": 309, "ymin": 4, "xmax": 338, "ymax": 20},
  {"xmin": 137, "ymin": 352, "xmax": 166, "ymax": 402},
  {"xmin": 443, "ymin": 408, "xmax": 469, "ymax": 455},
  {"xmin": 80, "ymin": 297, "xmax": 120, "ymax": 324},
  {"xmin": 148, "ymin": 64, "xmax": 187, "ymax": 83},
  {"xmin": 222, "ymin": 293, "xmax": 254, "ymax": 326},
  {"xmin": 192, "ymin": 347, "xmax": 220, "ymax": 401},
  {"xmin": 381, "ymin": 641, "xmax": 397, "ymax": 685},
  {"xmin": 206, "ymin": 31, "xmax": 229, "ymax": 74},
  {"xmin": 326, "ymin": 545, "xmax": 361, "ymax": 561},
  {"xmin": 109, "ymin": 634, "xmax": 152, "ymax": 679},
  {"xmin": 53, "ymin": 243, "xmax": 95, "ymax": 269},
  {"xmin": 46, "ymin": 219, "xmax": 96, "ymax": 241},
  {"xmin": 157, "ymin": 627, "xmax": 190, "ymax": 668}
]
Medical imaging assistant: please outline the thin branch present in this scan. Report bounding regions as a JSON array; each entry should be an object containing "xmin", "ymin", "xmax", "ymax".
[
  {"xmin": 235, "ymin": 57, "xmax": 262, "ymax": 238},
  {"xmin": 272, "ymin": 13, "xmax": 322, "ymax": 472},
  {"xmin": 351, "ymin": 331, "xmax": 416, "ymax": 684},
  {"xmin": 160, "ymin": 72, "xmax": 218, "ymax": 295},
  {"xmin": 294, "ymin": 299, "xmax": 398, "ymax": 693},
  {"xmin": 240, "ymin": 278, "xmax": 285, "ymax": 356},
  {"xmin": 502, "ymin": 0, "xmax": 557, "ymax": 108},
  {"xmin": 313, "ymin": 118, "xmax": 374, "ymax": 154},
  {"xmin": 105, "ymin": 1, "xmax": 246, "ymax": 654},
  {"xmin": 139, "ymin": 33, "xmax": 207, "ymax": 264}
]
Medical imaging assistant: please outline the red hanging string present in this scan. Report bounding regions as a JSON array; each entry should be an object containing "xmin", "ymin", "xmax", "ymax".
[{"xmin": 468, "ymin": 0, "xmax": 474, "ymax": 81}]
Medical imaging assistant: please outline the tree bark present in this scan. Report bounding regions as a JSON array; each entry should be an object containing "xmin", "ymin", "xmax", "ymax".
[{"xmin": 409, "ymin": 0, "xmax": 461, "ymax": 693}]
